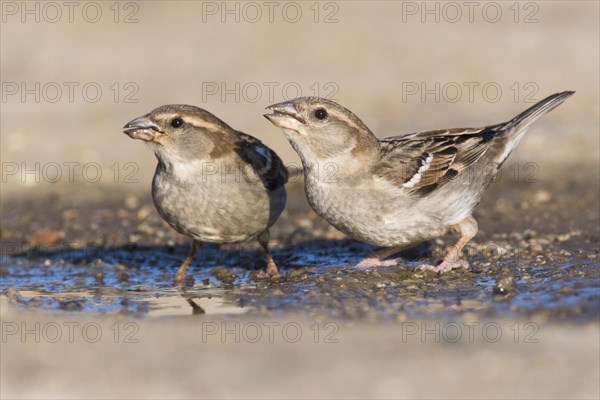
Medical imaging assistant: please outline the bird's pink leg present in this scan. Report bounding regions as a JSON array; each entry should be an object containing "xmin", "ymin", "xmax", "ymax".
[
  {"xmin": 356, "ymin": 246, "xmax": 408, "ymax": 267},
  {"xmin": 174, "ymin": 240, "xmax": 202, "ymax": 286},
  {"xmin": 419, "ymin": 216, "xmax": 478, "ymax": 273},
  {"xmin": 257, "ymin": 230, "xmax": 280, "ymax": 277}
]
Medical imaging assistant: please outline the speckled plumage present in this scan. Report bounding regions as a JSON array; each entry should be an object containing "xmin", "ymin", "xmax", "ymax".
[
  {"xmin": 124, "ymin": 104, "xmax": 287, "ymax": 283},
  {"xmin": 265, "ymin": 92, "xmax": 574, "ymax": 272}
]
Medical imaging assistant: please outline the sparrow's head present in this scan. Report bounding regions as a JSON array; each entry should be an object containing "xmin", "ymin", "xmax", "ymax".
[
  {"xmin": 123, "ymin": 104, "xmax": 234, "ymax": 163},
  {"xmin": 264, "ymin": 97, "xmax": 379, "ymax": 164}
]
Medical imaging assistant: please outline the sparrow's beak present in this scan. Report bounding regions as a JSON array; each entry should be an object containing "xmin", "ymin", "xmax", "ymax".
[
  {"xmin": 264, "ymin": 101, "xmax": 305, "ymax": 131},
  {"xmin": 123, "ymin": 115, "xmax": 162, "ymax": 141}
]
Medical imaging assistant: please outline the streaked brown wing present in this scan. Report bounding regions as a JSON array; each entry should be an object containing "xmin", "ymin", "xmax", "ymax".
[{"xmin": 375, "ymin": 125, "xmax": 501, "ymax": 196}]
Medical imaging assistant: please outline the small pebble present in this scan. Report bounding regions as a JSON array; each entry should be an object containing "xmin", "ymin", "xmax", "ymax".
[
  {"xmin": 295, "ymin": 218, "xmax": 313, "ymax": 229},
  {"xmin": 118, "ymin": 271, "xmax": 130, "ymax": 283},
  {"xmin": 493, "ymin": 276, "xmax": 517, "ymax": 298},
  {"xmin": 125, "ymin": 195, "xmax": 140, "ymax": 209},
  {"xmin": 136, "ymin": 207, "xmax": 152, "ymax": 221},
  {"xmin": 59, "ymin": 300, "xmax": 83, "ymax": 311},
  {"xmin": 532, "ymin": 190, "xmax": 552, "ymax": 204},
  {"xmin": 26, "ymin": 229, "xmax": 62, "ymax": 246},
  {"xmin": 137, "ymin": 223, "xmax": 154, "ymax": 236},
  {"xmin": 211, "ymin": 267, "xmax": 236, "ymax": 284}
]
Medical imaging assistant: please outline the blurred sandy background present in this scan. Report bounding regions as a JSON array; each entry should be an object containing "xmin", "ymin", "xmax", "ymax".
[{"xmin": 1, "ymin": 1, "xmax": 598, "ymax": 194}]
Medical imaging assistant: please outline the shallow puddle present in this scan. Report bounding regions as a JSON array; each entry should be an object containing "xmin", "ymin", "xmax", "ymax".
[{"xmin": 2, "ymin": 241, "xmax": 598, "ymax": 321}]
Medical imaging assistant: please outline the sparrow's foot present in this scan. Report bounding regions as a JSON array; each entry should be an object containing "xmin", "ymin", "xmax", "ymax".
[
  {"xmin": 257, "ymin": 230, "xmax": 281, "ymax": 279},
  {"xmin": 266, "ymin": 261, "xmax": 280, "ymax": 276},
  {"xmin": 255, "ymin": 270, "xmax": 281, "ymax": 279},
  {"xmin": 256, "ymin": 261, "xmax": 281, "ymax": 279},
  {"xmin": 418, "ymin": 259, "xmax": 469, "ymax": 273},
  {"xmin": 418, "ymin": 216, "xmax": 476, "ymax": 273},
  {"xmin": 356, "ymin": 245, "xmax": 408, "ymax": 268},
  {"xmin": 356, "ymin": 258, "xmax": 400, "ymax": 268}
]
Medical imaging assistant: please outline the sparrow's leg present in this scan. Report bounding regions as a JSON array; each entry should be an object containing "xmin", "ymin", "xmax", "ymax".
[
  {"xmin": 257, "ymin": 230, "xmax": 280, "ymax": 277},
  {"xmin": 174, "ymin": 240, "xmax": 202, "ymax": 286},
  {"xmin": 419, "ymin": 215, "xmax": 477, "ymax": 273},
  {"xmin": 356, "ymin": 246, "xmax": 408, "ymax": 267}
]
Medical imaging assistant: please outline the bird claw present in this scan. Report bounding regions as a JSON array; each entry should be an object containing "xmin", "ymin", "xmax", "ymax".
[
  {"xmin": 255, "ymin": 262, "xmax": 281, "ymax": 279},
  {"xmin": 255, "ymin": 269, "xmax": 281, "ymax": 279},
  {"xmin": 418, "ymin": 260, "xmax": 469, "ymax": 273}
]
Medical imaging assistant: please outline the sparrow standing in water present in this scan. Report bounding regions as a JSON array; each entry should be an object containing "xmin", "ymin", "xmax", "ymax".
[
  {"xmin": 124, "ymin": 105, "xmax": 288, "ymax": 285},
  {"xmin": 265, "ymin": 92, "xmax": 573, "ymax": 272}
]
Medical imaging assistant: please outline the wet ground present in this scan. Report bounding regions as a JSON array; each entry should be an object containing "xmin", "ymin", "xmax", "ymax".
[
  {"xmin": 2, "ymin": 163, "xmax": 599, "ymax": 399},
  {"xmin": 2, "ymin": 164, "xmax": 598, "ymax": 322}
]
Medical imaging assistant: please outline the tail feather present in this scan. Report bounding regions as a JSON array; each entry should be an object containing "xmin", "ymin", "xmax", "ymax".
[
  {"xmin": 491, "ymin": 91, "xmax": 574, "ymax": 165},
  {"xmin": 504, "ymin": 90, "xmax": 575, "ymax": 131}
]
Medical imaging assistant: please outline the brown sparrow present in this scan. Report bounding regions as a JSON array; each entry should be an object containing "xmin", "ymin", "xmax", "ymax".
[
  {"xmin": 265, "ymin": 91, "xmax": 574, "ymax": 272},
  {"xmin": 124, "ymin": 104, "xmax": 288, "ymax": 284}
]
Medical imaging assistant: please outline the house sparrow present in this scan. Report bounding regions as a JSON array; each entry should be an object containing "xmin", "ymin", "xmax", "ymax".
[
  {"xmin": 123, "ymin": 105, "xmax": 288, "ymax": 285},
  {"xmin": 264, "ymin": 91, "xmax": 574, "ymax": 272}
]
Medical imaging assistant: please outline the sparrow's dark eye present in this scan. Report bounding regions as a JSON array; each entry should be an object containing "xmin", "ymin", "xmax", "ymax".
[
  {"xmin": 314, "ymin": 108, "xmax": 327, "ymax": 120},
  {"xmin": 171, "ymin": 117, "xmax": 184, "ymax": 128}
]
